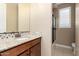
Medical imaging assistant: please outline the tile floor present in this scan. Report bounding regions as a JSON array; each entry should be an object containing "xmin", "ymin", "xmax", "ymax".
[{"xmin": 52, "ymin": 44, "xmax": 74, "ymax": 56}]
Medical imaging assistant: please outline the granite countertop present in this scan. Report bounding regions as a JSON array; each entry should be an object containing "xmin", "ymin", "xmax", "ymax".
[{"xmin": 0, "ymin": 32, "xmax": 41, "ymax": 52}]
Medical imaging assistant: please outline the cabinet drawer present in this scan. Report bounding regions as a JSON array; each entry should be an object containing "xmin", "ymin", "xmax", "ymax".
[
  {"xmin": 30, "ymin": 38, "xmax": 41, "ymax": 47},
  {"xmin": 1, "ymin": 42, "xmax": 31, "ymax": 56}
]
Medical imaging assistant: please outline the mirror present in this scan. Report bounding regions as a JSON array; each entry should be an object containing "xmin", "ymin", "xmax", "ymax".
[
  {"xmin": 18, "ymin": 3, "xmax": 30, "ymax": 32},
  {"xmin": 0, "ymin": 3, "xmax": 30, "ymax": 33}
]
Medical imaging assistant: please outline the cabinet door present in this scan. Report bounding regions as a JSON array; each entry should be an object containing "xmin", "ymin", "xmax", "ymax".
[{"xmin": 30, "ymin": 43, "xmax": 41, "ymax": 56}]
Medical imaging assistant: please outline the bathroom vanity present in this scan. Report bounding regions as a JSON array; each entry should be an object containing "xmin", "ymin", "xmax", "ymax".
[
  {"xmin": 0, "ymin": 33, "xmax": 41, "ymax": 56},
  {"xmin": 0, "ymin": 3, "xmax": 41, "ymax": 56}
]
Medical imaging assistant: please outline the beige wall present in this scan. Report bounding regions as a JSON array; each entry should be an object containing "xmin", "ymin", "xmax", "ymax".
[
  {"xmin": 6, "ymin": 4, "xmax": 18, "ymax": 32},
  {"xmin": 75, "ymin": 3, "xmax": 79, "ymax": 55},
  {"xmin": 56, "ymin": 28, "xmax": 75, "ymax": 46},
  {"xmin": 30, "ymin": 3, "xmax": 52, "ymax": 56}
]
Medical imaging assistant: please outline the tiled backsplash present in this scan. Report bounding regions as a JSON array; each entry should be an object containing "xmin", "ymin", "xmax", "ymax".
[
  {"xmin": 0, "ymin": 33, "xmax": 15, "ymax": 40},
  {"xmin": 0, "ymin": 32, "xmax": 30, "ymax": 40}
]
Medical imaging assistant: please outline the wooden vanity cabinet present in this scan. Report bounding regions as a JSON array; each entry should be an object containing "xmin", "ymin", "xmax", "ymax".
[
  {"xmin": 0, "ymin": 37, "xmax": 41, "ymax": 56},
  {"xmin": 30, "ymin": 43, "xmax": 41, "ymax": 56}
]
